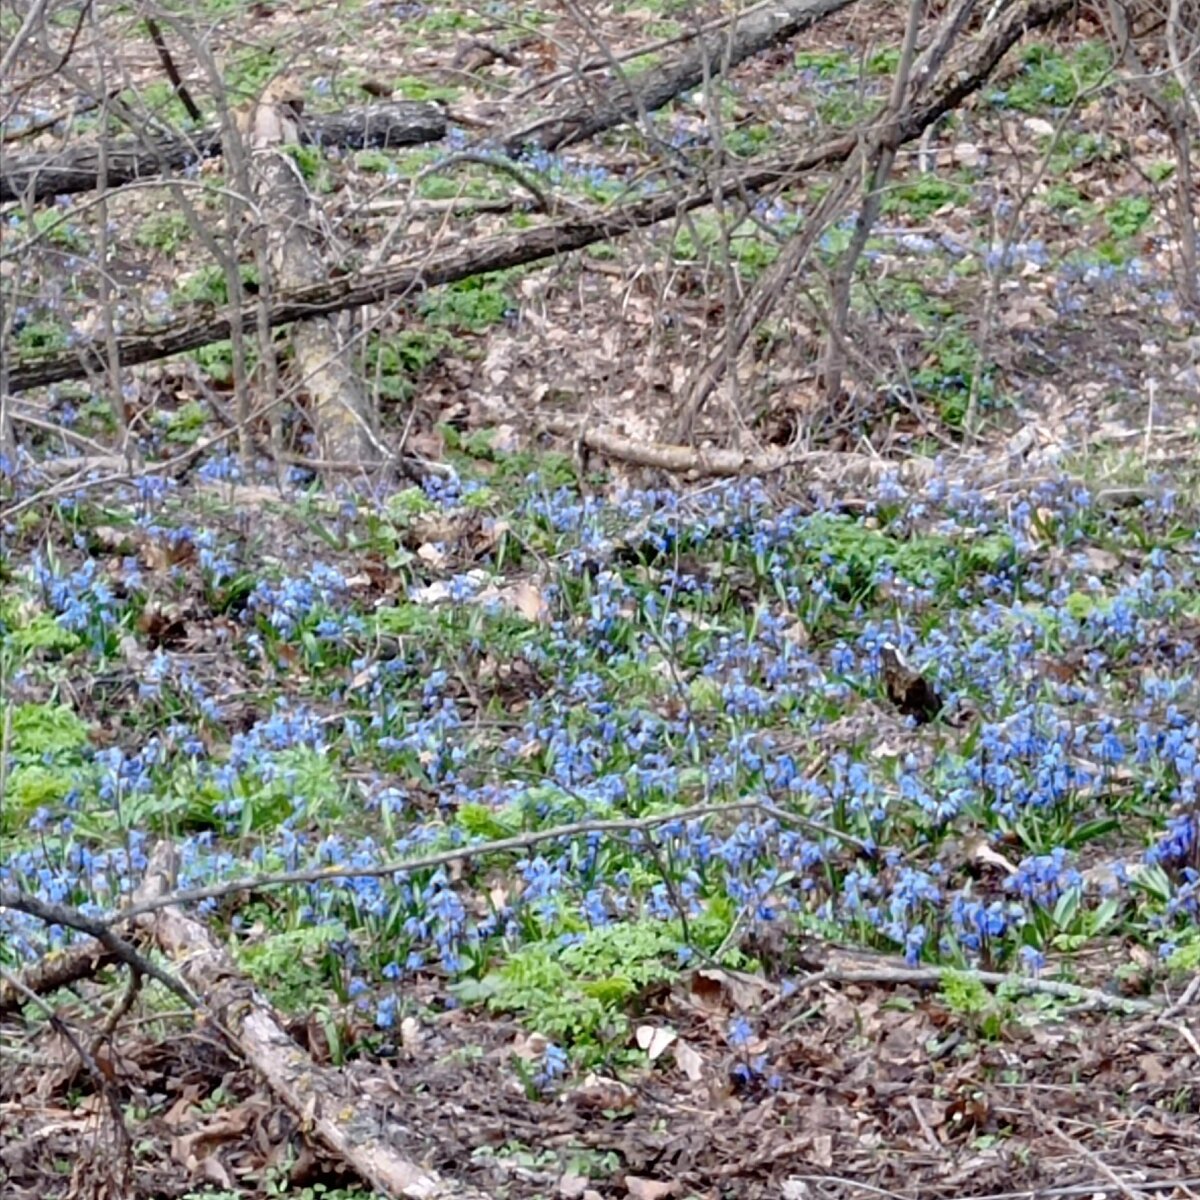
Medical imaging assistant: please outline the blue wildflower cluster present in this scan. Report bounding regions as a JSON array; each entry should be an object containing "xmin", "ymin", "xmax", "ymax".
[{"xmin": 2, "ymin": 460, "xmax": 1197, "ymax": 1080}]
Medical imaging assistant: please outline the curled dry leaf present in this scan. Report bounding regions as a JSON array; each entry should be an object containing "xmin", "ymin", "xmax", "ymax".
[
  {"xmin": 962, "ymin": 833, "xmax": 1018, "ymax": 876},
  {"xmin": 566, "ymin": 1073, "xmax": 636, "ymax": 1113},
  {"xmin": 512, "ymin": 1031, "xmax": 551, "ymax": 1060},
  {"xmin": 507, "ymin": 579, "xmax": 550, "ymax": 624},
  {"xmin": 417, "ymin": 542, "xmax": 448, "ymax": 568},
  {"xmin": 559, "ymin": 1171, "xmax": 589, "ymax": 1199},
  {"xmin": 690, "ymin": 967, "xmax": 770, "ymax": 1013},
  {"xmin": 880, "ymin": 643, "xmax": 944, "ymax": 724}
]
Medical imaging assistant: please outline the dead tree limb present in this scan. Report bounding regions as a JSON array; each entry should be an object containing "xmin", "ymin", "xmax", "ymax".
[
  {"xmin": 143, "ymin": 15, "xmax": 203, "ymax": 123},
  {"xmin": 499, "ymin": 0, "xmax": 855, "ymax": 154},
  {"xmin": 542, "ymin": 416, "xmax": 893, "ymax": 479},
  {"xmin": 1, "ymin": 846, "xmax": 486, "ymax": 1198},
  {"xmin": 0, "ymin": 937, "xmax": 119, "ymax": 1014},
  {"xmin": 6, "ymin": 0, "xmax": 1072, "ymax": 396},
  {"xmin": 242, "ymin": 78, "xmax": 376, "ymax": 462},
  {"xmin": 0, "ymin": 101, "xmax": 445, "ymax": 203},
  {"xmin": 103, "ymin": 800, "xmax": 861, "ymax": 928},
  {"xmin": 0, "ymin": 889, "xmax": 200, "ymax": 1009},
  {"xmin": 134, "ymin": 843, "xmax": 495, "ymax": 1200}
]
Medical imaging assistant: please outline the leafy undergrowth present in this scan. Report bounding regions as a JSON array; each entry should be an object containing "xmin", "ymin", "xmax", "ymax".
[{"xmin": 2, "ymin": 444, "xmax": 1198, "ymax": 1193}]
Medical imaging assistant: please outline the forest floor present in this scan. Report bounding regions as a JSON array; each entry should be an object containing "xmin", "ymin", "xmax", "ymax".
[{"xmin": 2, "ymin": 1, "xmax": 1198, "ymax": 1198}]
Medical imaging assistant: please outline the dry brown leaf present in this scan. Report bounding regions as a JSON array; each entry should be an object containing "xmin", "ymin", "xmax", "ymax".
[
  {"xmin": 567, "ymin": 1073, "xmax": 636, "ymax": 1113},
  {"xmin": 625, "ymin": 1176, "xmax": 678, "ymax": 1200},
  {"xmin": 559, "ymin": 1171, "xmax": 589, "ymax": 1198},
  {"xmin": 673, "ymin": 1039, "xmax": 704, "ymax": 1082},
  {"xmin": 507, "ymin": 580, "xmax": 550, "ymax": 624},
  {"xmin": 512, "ymin": 1031, "xmax": 551, "ymax": 1061}
]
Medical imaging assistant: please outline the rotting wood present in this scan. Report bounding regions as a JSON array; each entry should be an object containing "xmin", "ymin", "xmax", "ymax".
[
  {"xmin": 0, "ymin": 100, "xmax": 445, "ymax": 204},
  {"xmin": 540, "ymin": 416, "xmax": 933, "ymax": 484},
  {"xmin": 132, "ymin": 843, "xmax": 494, "ymax": 1200},
  {"xmin": 6, "ymin": 0, "xmax": 1072, "ymax": 396},
  {"xmin": 241, "ymin": 78, "xmax": 374, "ymax": 464}
]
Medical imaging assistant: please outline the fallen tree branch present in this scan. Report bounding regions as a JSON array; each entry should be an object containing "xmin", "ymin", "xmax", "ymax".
[
  {"xmin": 89, "ymin": 797, "xmax": 866, "ymax": 928},
  {"xmin": 2, "ymin": 846, "xmax": 486, "ymax": 1199},
  {"xmin": 543, "ymin": 415, "xmax": 897, "ymax": 479},
  {"xmin": 0, "ymin": 890, "xmax": 200, "ymax": 1009},
  {"xmin": 0, "ymin": 100, "xmax": 445, "ymax": 203},
  {"xmin": 498, "ymin": 0, "xmax": 855, "ymax": 153},
  {"xmin": 144, "ymin": 15, "xmax": 203, "ymax": 123},
  {"xmin": 132, "ymin": 844, "xmax": 495, "ymax": 1200},
  {"xmin": 787, "ymin": 964, "xmax": 1160, "ymax": 1014},
  {"xmin": 7, "ymin": 0, "xmax": 1071, "ymax": 395},
  {"xmin": 0, "ymin": 794, "xmax": 853, "ymax": 1010},
  {"xmin": 0, "ymin": 938, "xmax": 119, "ymax": 1014},
  {"xmin": 509, "ymin": 0, "xmax": 783, "ymax": 101}
]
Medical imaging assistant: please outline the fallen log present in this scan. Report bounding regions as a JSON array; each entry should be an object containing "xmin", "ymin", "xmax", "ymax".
[
  {"xmin": 134, "ymin": 843, "xmax": 494, "ymax": 1200},
  {"xmin": 500, "ymin": 0, "xmax": 856, "ymax": 153},
  {"xmin": 244, "ymin": 78, "xmax": 375, "ymax": 462},
  {"xmin": 0, "ymin": 100, "xmax": 445, "ymax": 204},
  {"xmin": 6, "ymin": 0, "xmax": 1071, "ymax": 395}
]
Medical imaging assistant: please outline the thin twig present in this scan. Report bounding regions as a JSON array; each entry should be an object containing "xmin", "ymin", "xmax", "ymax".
[
  {"xmin": 822, "ymin": 0, "xmax": 924, "ymax": 402},
  {"xmin": 41, "ymin": 798, "xmax": 866, "ymax": 928},
  {"xmin": 1038, "ymin": 1112, "xmax": 1148, "ymax": 1200},
  {"xmin": 0, "ymin": 966, "xmax": 135, "ymax": 1188},
  {"xmin": 143, "ymin": 16, "xmax": 202, "ymax": 122},
  {"xmin": 780, "ymin": 963, "xmax": 1160, "ymax": 1015}
]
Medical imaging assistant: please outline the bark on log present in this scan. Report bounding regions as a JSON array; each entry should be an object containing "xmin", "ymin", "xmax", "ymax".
[
  {"xmin": 0, "ymin": 101, "xmax": 445, "ymax": 204},
  {"xmin": 541, "ymin": 416, "xmax": 934, "ymax": 483},
  {"xmin": 500, "ymin": 0, "xmax": 856, "ymax": 154},
  {"xmin": 134, "ymin": 843, "xmax": 493, "ymax": 1200},
  {"xmin": 243, "ymin": 80, "xmax": 374, "ymax": 462},
  {"xmin": 6, "ymin": 0, "xmax": 1072, "ymax": 396}
]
